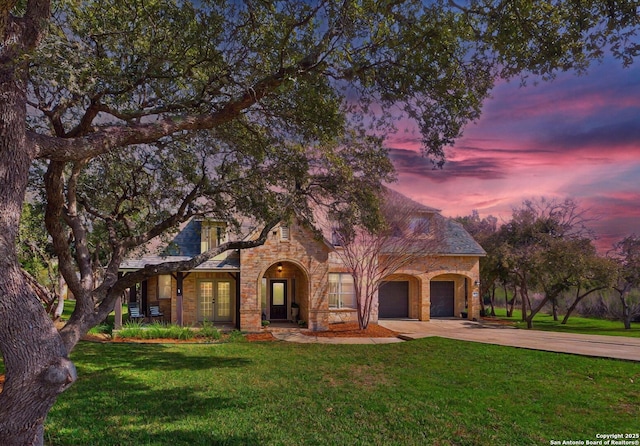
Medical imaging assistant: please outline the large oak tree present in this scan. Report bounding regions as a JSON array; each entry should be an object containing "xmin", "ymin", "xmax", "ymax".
[{"xmin": 1, "ymin": 0, "xmax": 638, "ymax": 444}]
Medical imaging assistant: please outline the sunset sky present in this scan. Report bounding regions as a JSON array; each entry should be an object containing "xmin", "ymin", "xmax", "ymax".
[{"xmin": 387, "ymin": 57, "xmax": 640, "ymax": 251}]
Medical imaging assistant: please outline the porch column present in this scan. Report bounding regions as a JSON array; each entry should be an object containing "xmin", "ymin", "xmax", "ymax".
[
  {"xmin": 114, "ymin": 295, "xmax": 122, "ymax": 330},
  {"xmin": 176, "ymin": 271, "xmax": 184, "ymax": 326}
]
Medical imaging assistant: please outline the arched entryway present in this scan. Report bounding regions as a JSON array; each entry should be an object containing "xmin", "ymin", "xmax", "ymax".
[
  {"xmin": 429, "ymin": 274, "xmax": 473, "ymax": 319},
  {"xmin": 378, "ymin": 274, "xmax": 421, "ymax": 319},
  {"xmin": 260, "ymin": 260, "xmax": 309, "ymax": 323}
]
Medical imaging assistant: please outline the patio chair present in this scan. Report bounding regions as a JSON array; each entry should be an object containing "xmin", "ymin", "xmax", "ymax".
[
  {"xmin": 149, "ymin": 304, "xmax": 164, "ymax": 322},
  {"xmin": 128, "ymin": 303, "xmax": 145, "ymax": 321}
]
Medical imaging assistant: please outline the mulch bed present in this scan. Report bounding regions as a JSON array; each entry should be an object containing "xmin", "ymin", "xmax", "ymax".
[
  {"xmin": 245, "ymin": 332, "xmax": 277, "ymax": 342},
  {"xmin": 481, "ymin": 316, "xmax": 517, "ymax": 326},
  {"xmin": 300, "ymin": 322, "xmax": 399, "ymax": 338}
]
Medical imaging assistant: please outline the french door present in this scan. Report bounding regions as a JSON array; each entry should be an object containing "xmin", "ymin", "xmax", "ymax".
[{"xmin": 198, "ymin": 280, "xmax": 233, "ymax": 322}]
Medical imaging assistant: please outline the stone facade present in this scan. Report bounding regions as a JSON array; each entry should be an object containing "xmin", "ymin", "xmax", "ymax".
[{"xmin": 239, "ymin": 220, "xmax": 331, "ymax": 332}]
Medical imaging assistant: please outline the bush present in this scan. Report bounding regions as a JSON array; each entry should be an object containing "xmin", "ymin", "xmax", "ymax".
[
  {"xmin": 198, "ymin": 321, "xmax": 221, "ymax": 340},
  {"xmin": 88, "ymin": 323, "xmax": 113, "ymax": 336},
  {"xmin": 118, "ymin": 320, "xmax": 145, "ymax": 339}
]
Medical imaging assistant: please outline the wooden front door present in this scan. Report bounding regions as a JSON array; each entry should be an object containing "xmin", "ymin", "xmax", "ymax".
[
  {"xmin": 270, "ymin": 280, "xmax": 287, "ymax": 320},
  {"xmin": 198, "ymin": 280, "xmax": 233, "ymax": 322}
]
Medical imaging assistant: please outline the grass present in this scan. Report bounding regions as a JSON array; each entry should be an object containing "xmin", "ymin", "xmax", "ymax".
[
  {"xmin": 489, "ymin": 307, "xmax": 640, "ymax": 337},
  {"xmin": 42, "ymin": 338, "xmax": 639, "ymax": 446}
]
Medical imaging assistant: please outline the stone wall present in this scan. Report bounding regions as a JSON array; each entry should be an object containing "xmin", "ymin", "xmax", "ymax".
[{"xmin": 239, "ymin": 220, "xmax": 331, "ymax": 331}]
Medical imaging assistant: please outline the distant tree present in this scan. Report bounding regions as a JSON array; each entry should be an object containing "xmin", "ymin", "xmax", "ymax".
[
  {"xmin": 330, "ymin": 190, "xmax": 442, "ymax": 329},
  {"xmin": 560, "ymin": 251, "xmax": 617, "ymax": 324},
  {"xmin": 610, "ymin": 235, "xmax": 640, "ymax": 329},
  {"xmin": 456, "ymin": 211, "xmax": 500, "ymax": 315},
  {"xmin": 499, "ymin": 198, "xmax": 596, "ymax": 328}
]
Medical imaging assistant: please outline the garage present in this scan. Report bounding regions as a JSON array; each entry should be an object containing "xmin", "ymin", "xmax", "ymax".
[
  {"xmin": 378, "ymin": 281, "xmax": 409, "ymax": 318},
  {"xmin": 430, "ymin": 281, "xmax": 455, "ymax": 317}
]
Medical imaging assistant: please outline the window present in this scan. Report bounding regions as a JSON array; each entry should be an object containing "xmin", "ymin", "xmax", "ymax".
[
  {"xmin": 409, "ymin": 217, "xmax": 429, "ymax": 234},
  {"xmin": 280, "ymin": 225, "xmax": 290, "ymax": 241},
  {"xmin": 328, "ymin": 273, "xmax": 355, "ymax": 309},
  {"xmin": 158, "ymin": 275, "xmax": 172, "ymax": 299},
  {"xmin": 201, "ymin": 221, "xmax": 226, "ymax": 253}
]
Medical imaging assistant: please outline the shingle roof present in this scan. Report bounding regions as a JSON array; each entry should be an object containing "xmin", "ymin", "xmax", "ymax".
[
  {"xmin": 438, "ymin": 218, "xmax": 486, "ymax": 255},
  {"xmin": 120, "ymin": 188, "xmax": 483, "ymax": 272}
]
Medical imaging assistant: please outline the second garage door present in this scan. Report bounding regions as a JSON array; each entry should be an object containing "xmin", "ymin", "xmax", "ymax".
[
  {"xmin": 430, "ymin": 281, "xmax": 455, "ymax": 317},
  {"xmin": 379, "ymin": 281, "xmax": 409, "ymax": 318}
]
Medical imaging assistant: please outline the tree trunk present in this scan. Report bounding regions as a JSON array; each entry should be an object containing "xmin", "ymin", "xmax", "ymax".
[
  {"xmin": 619, "ymin": 293, "xmax": 632, "ymax": 330},
  {"xmin": 552, "ymin": 300, "xmax": 559, "ymax": 321},
  {"xmin": 0, "ymin": 62, "xmax": 76, "ymax": 446},
  {"xmin": 562, "ymin": 288, "xmax": 602, "ymax": 325},
  {"xmin": 525, "ymin": 296, "xmax": 550, "ymax": 329},
  {"xmin": 489, "ymin": 285, "xmax": 496, "ymax": 316}
]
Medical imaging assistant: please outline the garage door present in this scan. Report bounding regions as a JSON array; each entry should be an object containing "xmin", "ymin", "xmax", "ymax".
[
  {"xmin": 379, "ymin": 281, "xmax": 409, "ymax": 318},
  {"xmin": 430, "ymin": 281, "xmax": 455, "ymax": 317}
]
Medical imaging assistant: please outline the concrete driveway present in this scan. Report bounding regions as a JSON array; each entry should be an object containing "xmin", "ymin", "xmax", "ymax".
[{"xmin": 379, "ymin": 319, "xmax": 640, "ymax": 362}]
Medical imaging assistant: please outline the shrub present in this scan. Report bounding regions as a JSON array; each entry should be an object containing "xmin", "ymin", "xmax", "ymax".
[
  {"xmin": 198, "ymin": 321, "xmax": 221, "ymax": 340},
  {"xmin": 88, "ymin": 323, "xmax": 113, "ymax": 336},
  {"xmin": 118, "ymin": 320, "xmax": 145, "ymax": 339}
]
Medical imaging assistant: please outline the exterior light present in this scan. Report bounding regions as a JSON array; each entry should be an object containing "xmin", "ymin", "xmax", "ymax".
[{"xmin": 277, "ymin": 262, "xmax": 283, "ymax": 272}]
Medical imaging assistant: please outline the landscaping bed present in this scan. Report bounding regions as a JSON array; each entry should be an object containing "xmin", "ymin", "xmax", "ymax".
[{"xmin": 300, "ymin": 322, "xmax": 398, "ymax": 337}]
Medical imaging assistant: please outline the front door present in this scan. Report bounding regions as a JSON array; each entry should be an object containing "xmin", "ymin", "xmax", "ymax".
[
  {"xmin": 198, "ymin": 280, "xmax": 233, "ymax": 322},
  {"xmin": 270, "ymin": 280, "xmax": 287, "ymax": 320}
]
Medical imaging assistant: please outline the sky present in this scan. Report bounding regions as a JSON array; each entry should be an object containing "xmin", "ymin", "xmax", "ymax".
[{"xmin": 386, "ymin": 57, "xmax": 640, "ymax": 251}]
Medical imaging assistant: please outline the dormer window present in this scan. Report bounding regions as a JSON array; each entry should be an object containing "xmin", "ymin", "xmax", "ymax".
[
  {"xmin": 201, "ymin": 221, "xmax": 226, "ymax": 253},
  {"xmin": 409, "ymin": 217, "xmax": 430, "ymax": 234}
]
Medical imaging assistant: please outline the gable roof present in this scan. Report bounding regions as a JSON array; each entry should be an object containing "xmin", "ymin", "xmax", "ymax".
[{"xmin": 379, "ymin": 187, "xmax": 485, "ymax": 256}]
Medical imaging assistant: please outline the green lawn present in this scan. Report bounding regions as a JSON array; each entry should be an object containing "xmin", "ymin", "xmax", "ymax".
[
  {"xmin": 489, "ymin": 307, "xmax": 640, "ymax": 337},
  {"xmin": 41, "ymin": 338, "xmax": 639, "ymax": 446}
]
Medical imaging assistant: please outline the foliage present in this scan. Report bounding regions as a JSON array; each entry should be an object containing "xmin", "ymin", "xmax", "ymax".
[
  {"xmin": 456, "ymin": 210, "xmax": 502, "ymax": 315},
  {"xmin": 116, "ymin": 322, "xmax": 229, "ymax": 341},
  {"xmin": 609, "ymin": 235, "xmax": 640, "ymax": 329},
  {"xmin": 87, "ymin": 323, "xmax": 112, "ymax": 336},
  {"xmin": 487, "ymin": 198, "xmax": 611, "ymax": 328},
  {"xmin": 197, "ymin": 321, "xmax": 221, "ymax": 340},
  {"xmin": 42, "ymin": 339, "xmax": 640, "ymax": 445},
  {"xmin": 18, "ymin": 202, "xmax": 54, "ymax": 284}
]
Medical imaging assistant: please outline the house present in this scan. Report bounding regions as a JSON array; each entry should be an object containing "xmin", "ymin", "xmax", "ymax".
[{"xmin": 118, "ymin": 190, "xmax": 485, "ymax": 331}]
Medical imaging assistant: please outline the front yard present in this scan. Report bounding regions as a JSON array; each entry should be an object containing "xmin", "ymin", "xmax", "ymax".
[{"xmin": 43, "ymin": 337, "xmax": 639, "ymax": 445}]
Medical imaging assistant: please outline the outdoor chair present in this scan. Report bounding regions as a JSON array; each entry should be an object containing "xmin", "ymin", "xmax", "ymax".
[
  {"xmin": 128, "ymin": 303, "xmax": 145, "ymax": 321},
  {"xmin": 149, "ymin": 304, "xmax": 164, "ymax": 322}
]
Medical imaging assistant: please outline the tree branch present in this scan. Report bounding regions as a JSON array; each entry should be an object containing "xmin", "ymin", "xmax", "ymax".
[{"xmin": 31, "ymin": 65, "xmax": 301, "ymax": 161}]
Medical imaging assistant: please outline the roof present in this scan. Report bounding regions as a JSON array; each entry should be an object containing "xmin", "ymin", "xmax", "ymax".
[
  {"xmin": 120, "ymin": 219, "xmax": 241, "ymax": 271},
  {"xmin": 379, "ymin": 187, "xmax": 485, "ymax": 256},
  {"xmin": 437, "ymin": 218, "xmax": 486, "ymax": 256},
  {"xmin": 119, "ymin": 187, "xmax": 484, "ymax": 272},
  {"xmin": 119, "ymin": 252, "xmax": 240, "ymax": 271}
]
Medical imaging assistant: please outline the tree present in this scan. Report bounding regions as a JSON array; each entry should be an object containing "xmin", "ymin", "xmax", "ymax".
[
  {"xmin": 1, "ymin": 1, "xmax": 638, "ymax": 443},
  {"xmin": 456, "ymin": 210, "xmax": 500, "ymax": 315},
  {"xmin": 560, "ymin": 251, "xmax": 616, "ymax": 324},
  {"xmin": 498, "ymin": 198, "xmax": 597, "ymax": 328},
  {"xmin": 610, "ymin": 235, "xmax": 640, "ymax": 329},
  {"xmin": 329, "ymin": 189, "xmax": 442, "ymax": 329}
]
